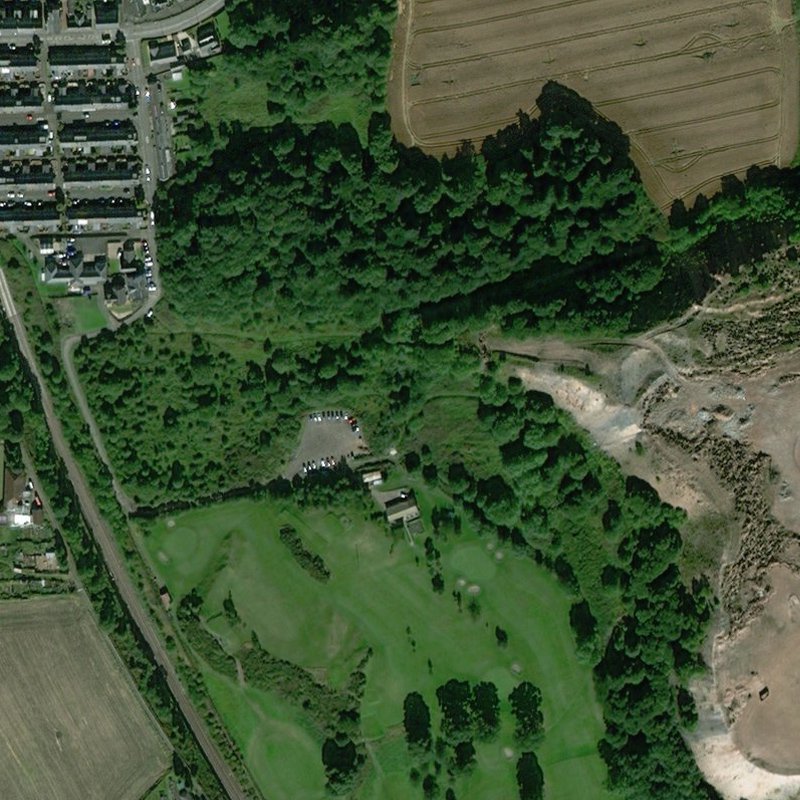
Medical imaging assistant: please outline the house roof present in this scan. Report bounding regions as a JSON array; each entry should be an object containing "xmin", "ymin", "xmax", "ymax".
[
  {"xmin": 149, "ymin": 39, "xmax": 176, "ymax": 61},
  {"xmin": 386, "ymin": 495, "xmax": 420, "ymax": 522}
]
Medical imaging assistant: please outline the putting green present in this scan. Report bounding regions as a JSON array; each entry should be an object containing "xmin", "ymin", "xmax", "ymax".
[{"xmin": 145, "ymin": 495, "xmax": 618, "ymax": 800}]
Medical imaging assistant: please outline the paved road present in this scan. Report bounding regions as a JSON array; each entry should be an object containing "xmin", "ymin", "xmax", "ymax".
[
  {"xmin": 126, "ymin": 0, "xmax": 226, "ymax": 40},
  {"xmin": 0, "ymin": 268, "xmax": 250, "ymax": 800}
]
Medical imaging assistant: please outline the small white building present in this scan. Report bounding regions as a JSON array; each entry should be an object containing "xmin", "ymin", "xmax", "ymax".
[{"xmin": 362, "ymin": 470, "xmax": 384, "ymax": 487}]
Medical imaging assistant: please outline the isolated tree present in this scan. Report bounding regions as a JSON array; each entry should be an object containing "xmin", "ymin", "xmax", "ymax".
[
  {"xmin": 509, "ymin": 682, "xmax": 544, "ymax": 744},
  {"xmin": 516, "ymin": 752, "xmax": 544, "ymax": 800},
  {"xmin": 403, "ymin": 692, "xmax": 432, "ymax": 751},
  {"xmin": 472, "ymin": 681, "xmax": 500, "ymax": 738}
]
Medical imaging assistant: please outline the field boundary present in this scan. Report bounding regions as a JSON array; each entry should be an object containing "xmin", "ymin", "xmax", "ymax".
[{"xmin": 389, "ymin": 0, "xmax": 800, "ymax": 209}]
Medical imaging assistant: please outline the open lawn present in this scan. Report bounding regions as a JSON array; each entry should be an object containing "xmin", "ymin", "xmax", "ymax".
[
  {"xmin": 144, "ymin": 493, "xmax": 616, "ymax": 800},
  {"xmin": 0, "ymin": 595, "xmax": 170, "ymax": 800},
  {"xmin": 54, "ymin": 294, "xmax": 107, "ymax": 335},
  {"xmin": 389, "ymin": 0, "xmax": 799, "ymax": 208}
]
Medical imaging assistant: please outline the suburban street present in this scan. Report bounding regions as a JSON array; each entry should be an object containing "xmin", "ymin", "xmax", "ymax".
[{"xmin": 125, "ymin": 0, "xmax": 226, "ymax": 39}]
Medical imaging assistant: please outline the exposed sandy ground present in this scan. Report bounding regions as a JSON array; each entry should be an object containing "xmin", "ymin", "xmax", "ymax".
[
  {"xmin": 487, "ymin": 256, "xmax": 800, "ymax": 798},
  {"xmin": 688, "ymin": 669, "xmax": 800, "ymax": 800},
  {"xmin": 716, "ymin": 565, "xmax": 800, "ymax": 773},
  {"xmin": 388, "ymin": 0, "xmax": 800, "ymax": 209},
  {"xmin": 511, "ymin": 365, "xmax": 718, "ymax": 519}
]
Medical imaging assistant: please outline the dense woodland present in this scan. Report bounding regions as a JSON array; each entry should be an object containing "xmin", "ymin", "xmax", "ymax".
[
  {"xmin": 77, "ymin": 83, "xmax": 699, "ymax": 505},
  {"xmin": 223, "ymin": 0, "xmax": 394, "ymax": 115},
  {"xmin": 63, "ymin": 2, "xmax": 800, "ymax": 798}
]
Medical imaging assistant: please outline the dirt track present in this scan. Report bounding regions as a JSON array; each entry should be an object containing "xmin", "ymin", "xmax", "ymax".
[{"xmin": 388, "ymin": 0, "xmax": 800, "ymax": 208}]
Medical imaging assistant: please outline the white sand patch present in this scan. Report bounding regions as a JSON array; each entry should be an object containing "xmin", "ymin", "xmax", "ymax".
[
  {"xmin": 514, "ymin": 367, "xmax": 641, "ymax": 463},
  {"xmin": 688, "ymin": 672, "xmax": 800, "ymax": 800}
]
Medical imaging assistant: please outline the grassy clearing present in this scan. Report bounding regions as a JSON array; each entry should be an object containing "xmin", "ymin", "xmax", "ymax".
[
  {"xmin": 214, "ymin": 10, "xmax": 231, "ymax": 40},
  {"xmin": 144, "ymin": 492, "xmax": 615, "ymax": 800},
  {"xmin": 170, "ymin": 60, "xmax": 374, "ymax": 149},
  {"xmin": 203, "ymin": 669, "xmax": 326, "ymax": 800},
  {"xmin": 54, "ymin": 294, "xmax": 107, "ymax": 335}
]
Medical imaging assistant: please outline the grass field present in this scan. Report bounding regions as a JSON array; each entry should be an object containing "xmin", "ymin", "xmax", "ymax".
[
  {"xmin": 143, "ymin": 491, "xmax": 616, "ymax": 800},
  {"xmin": 389, "ymin": 0, "xmax": 799, "ymax": 208},
  {"xmin": 169, "ymin": 58, "xmax": 375, "ymax": 151},
  {"xmin": 54, "ymin": 294, "xmax": 107, "ymax": 335},
  {"xmin": 0, "ymin": 595, "xmax": 170, "ymax": 800}
]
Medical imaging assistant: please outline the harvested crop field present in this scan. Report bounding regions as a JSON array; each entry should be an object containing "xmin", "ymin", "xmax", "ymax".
[
  {"xmin": 0, "ymin": 595, "xmax": 170, "ymax": 800},
  {"xmin": 389, "ymin": 0, "xmax": 799, "ymax": 208}
]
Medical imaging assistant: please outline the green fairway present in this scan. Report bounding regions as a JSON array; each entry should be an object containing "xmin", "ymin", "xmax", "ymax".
[{"xmin": 144, "ymin": 494, "xmax": 616, "ymax": 800}]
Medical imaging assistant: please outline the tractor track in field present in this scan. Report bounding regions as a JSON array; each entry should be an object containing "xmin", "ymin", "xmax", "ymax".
[{"xmin": 390, "ymin": 0, "xmax": 798, "ymax": 209}]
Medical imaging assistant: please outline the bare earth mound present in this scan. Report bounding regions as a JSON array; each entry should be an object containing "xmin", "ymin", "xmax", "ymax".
[
  {"xmin": 487, "ymin": 253, "xmax": 800, "ymax": 796},
  {"xmin": 716, "ymin": 564, "xmax": 800, "ymax": 773},
  {"xmin": 389, "ymin": 0, "xmax": 799, "ymax": 208},
  {"xmin": 0, "ymin": 596, "xmax": 170, "ymax": 800}
]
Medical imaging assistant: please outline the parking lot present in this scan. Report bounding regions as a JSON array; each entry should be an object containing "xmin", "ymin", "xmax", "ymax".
[{"xmin": 283, "ymin": 411, "xmax": 370, "ymax": 478}]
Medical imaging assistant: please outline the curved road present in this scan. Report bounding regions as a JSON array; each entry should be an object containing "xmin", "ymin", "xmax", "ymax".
[
  {"xmin": 125, "ymin": 0, "xmax": 226, "ymax": 40},
  {"xmin": 0, "ymin": 269, "xmax": 250, "ymax": 800}
]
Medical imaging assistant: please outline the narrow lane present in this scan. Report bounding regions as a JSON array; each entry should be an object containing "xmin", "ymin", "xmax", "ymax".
[{"xmin": 0, "ymin": 268, "xmax": 250, "ymax": 800}]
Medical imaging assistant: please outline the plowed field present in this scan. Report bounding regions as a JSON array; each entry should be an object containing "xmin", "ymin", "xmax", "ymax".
[
  {"xmin": 388, "ymin": 0, "xmax": 799, "ymax": 208},
  {"xmin": 0, "ymin": 596, "xmax": 170, "ymax": 800}
]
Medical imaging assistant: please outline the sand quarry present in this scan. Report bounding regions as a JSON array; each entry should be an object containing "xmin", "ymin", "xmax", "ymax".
[
  {"xmin": 487, "ymin": 256, "xmax": 800, "ymax": 799},
  {"xmin": 388, "ymin": 0, "xmax": 799, "ymax": 208}
]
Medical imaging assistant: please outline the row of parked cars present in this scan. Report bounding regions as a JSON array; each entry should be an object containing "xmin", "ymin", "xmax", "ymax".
[
  {"xmin": 308, "ymin": 410, "xmax": 348, "ymax": 422},
  {"xmin": 142, "ymin": 238, "xmax": 156, "ymax": 293},
  {"xmin": 301, "ymin": 456, "xmax": 339, "ymax": 474},
  {"xmin": 306, "ymin": 410, "xmax": 361, "ymax": 433}
]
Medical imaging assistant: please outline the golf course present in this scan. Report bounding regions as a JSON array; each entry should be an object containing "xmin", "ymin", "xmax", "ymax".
[{"xmin": 143, "ymin": 487, "xmax": 616, "ymax": 800}]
